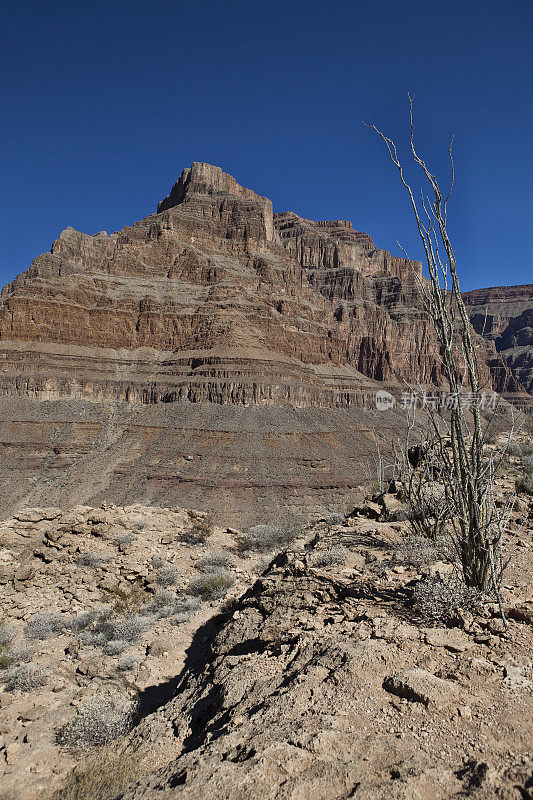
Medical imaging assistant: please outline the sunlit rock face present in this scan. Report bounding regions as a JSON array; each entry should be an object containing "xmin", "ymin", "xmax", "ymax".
[
  {"xmin": 463, "ymin": 284, "xmax": 533, "ymax": 402},
  {"xmin": 0, "ymin": 163, "xmax": 502, "ymax": 522}
]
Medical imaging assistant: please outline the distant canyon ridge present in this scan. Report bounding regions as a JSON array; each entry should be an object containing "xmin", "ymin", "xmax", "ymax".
[{"xmin": 0, "ymin": 163, "xmax": 530, "ymax": 523}]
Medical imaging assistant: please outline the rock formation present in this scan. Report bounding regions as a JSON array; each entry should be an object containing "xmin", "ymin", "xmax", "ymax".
[
  {"xmin": 0, "ymin": 163, "xmax": 523, "ymax": 522},
  {"xmin": 463, "ymin": 284, "xmax": 533, "ymax": 404}
]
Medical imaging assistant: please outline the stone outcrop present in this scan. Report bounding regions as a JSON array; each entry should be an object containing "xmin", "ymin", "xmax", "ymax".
[
  {"xmin": 463, "ymin": 284, "xmax": 533, "ymax": 403},
  {"xmin": 0, "ymin": 163, "xmax": 516, "ymax": 521}
]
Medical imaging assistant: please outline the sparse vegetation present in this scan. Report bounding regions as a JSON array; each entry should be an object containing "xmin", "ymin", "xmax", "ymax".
[
  {"xmin": 236, "ymin": 523, "xmax": 300, "ymax": 553},
  {"xmin": 197, "ymin": 551, "xmax": 234, "ymax": 572},
  {"xmin": 0, "ymin": 622, "xmax": 16, "ymax": 647},
  {"xmin": 117, "ymin": 653, "xmax": 143, "ymax": 672},
  {"xmin": 155, "ymin": 563, "xmax": 180, "ymax": 586},
  {"xmin": 516, "ymin": 472, "xmax": 533, "ymax": 495},
  {"xmin": 369, "ymin": 101, "xmax": 517, "ymax": 621},
  {"xmin": 100, "ymin": 614, "xmax": 151, "ymax": 644},
  {"xmin": 2, "ymin": 663, "xmax": 46, "ymax": 692},
  {"xmin": 77, "ymin": 551, "xmax": 110, "ymax": 568},
  {"xmin": 114, "ymin": 532, "xmax": 135, "ymax": 546},
  {"xmin": 25, "ymin": 612, "xmax": 65, "ymax": 640},
  {"xmin": 311, "ymin": 545, "xmax": 349, "ymax": 568},
  {"xmin": 56, "ymin": 692, "xmax": 137, "ymax": 750},
  {"xmin": 183, "ymin": 510, "xmax": 213, "ymax": 543},
  {"xmin": 46, "ymin": 750, "xmax": 142, "ymax": 800},
  {"xmin": 397, "ymin": 534, "xmax": 455, "ymax": 569},
  {"xmin": 187, "ymin": 570, "xmax": 235, "ymax": 600},
  {"xmin": 412, "ymin": 576, "xmax": 483, "ymax": 624},
  {"xmin": 101, "ymin": 582, "xmax": 148, "ymax": 615}
]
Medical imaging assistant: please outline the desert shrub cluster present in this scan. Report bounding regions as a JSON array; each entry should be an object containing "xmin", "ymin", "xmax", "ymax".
[
  {"xmin": 25, "ymin": 612, "xmax": 65, "ymax": 640},
  {"xmin": 412, "ymin": 575, "xmax": 483, "ymax": 624},
  {"xmin": 236, "ymin": 523, "xmax": 300, "ymax": 553},
  {"xmin": 56, "ymin": 692, "xmax": 137, "ymax": 750},
  {"xmin": 46, "ymin": 750, "xmax": 142, "ymax": 800},
  {"xmin": 187, "ymin": 570, "xmax": 235, "ymax": 600},
  {"xmin": 311, "ymin": 545, "xmax": 349, "ymax": 568},
  {"xmin": 1, "ymin": 663, "xmax": 46, "ymax": 693}
]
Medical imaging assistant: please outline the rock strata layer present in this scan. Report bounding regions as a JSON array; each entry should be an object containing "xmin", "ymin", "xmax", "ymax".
[
  {"xmin": 463, "ymin": 284, "xmax": 533, "ymax": 404},
  {"xmin": 0, "ymin": 164, "xmax": 525, "ymax": 520}
]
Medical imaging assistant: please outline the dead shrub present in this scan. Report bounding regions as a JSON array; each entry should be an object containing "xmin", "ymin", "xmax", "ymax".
[
  {"xmin": 46, "ymin": 749, "xmax": 142, "ymax": 800},
  {"xmin": 56, "ymin": 692, "xmax": 137, "ymax": 750}
]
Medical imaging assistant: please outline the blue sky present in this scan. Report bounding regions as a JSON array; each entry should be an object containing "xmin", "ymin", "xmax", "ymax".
[{"xmin": 1, "ymin": 0, "xmax": 531, "ymax": 291}]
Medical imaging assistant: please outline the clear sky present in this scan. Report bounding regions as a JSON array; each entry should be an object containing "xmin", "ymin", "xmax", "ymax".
[{"xmin": 1, "ymin": 0, "xmax": 531, "ymax": 291}]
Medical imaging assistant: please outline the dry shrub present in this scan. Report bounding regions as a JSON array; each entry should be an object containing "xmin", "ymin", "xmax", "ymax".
[
  {"xmin": 46, "ymin": 749, "xmax": 142, "ymax": 800},
  {"xmin": 311, "ymin": 545, "xmax": 349, "ymax": 568},
  {"xmin": 187, "ymin": 571, "xmax": 235, "ymax": 600},
  {"xmin": 183, "ymin": 511, "xmax": 213, "ymax": 543},
  {"xmin": 56, "ymin": 692, "xmax": 137, "ymax": 750},
  {"xmin": 2, "ymin": 663, "xmax": 46, "ymax": 692},
  {"xmin": 236, "ymin": 523, "xmax": 300, "ymax": 554},
  {"xmin": 412, "ymin": 576, "xmax": 483, "ymax": 624}
]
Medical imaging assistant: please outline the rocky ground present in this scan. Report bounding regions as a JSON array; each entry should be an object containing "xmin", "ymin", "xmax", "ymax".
[{"xmin": 0, "ymin": 456, "xmax": 531, "ymax": 799}]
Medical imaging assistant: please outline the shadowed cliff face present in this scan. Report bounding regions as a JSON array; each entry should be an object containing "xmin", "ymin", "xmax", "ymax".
[
  {"xmin": 463, "ymin": 284, "xmax": 533, "ymax": 403},
  {"xmin": 0, "ymin": 163, "xmax": 508, "ymax": 521}
]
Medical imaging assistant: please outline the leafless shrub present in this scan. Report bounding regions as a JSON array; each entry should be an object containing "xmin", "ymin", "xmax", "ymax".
[
  {"xmin": 117, "ymin": 654, "xmax": 143, "ymax": 672},
  {"xmin": 311, "ymin": 545, "xmax": 349, "ymax": 568},
  {"xmin": 101, "ymin": 614, "xmax": 151, "ymax": 644},
  {"xmin": 77, "ymin": 551, "xmax": 109, "ymax": 568},
  {"xmin": 144, "ymin": 590, "xmax": 180, "ymax": 619},
  {"xmin": 183, "ymin": 511, "xmax": 213, "ymax": 543},
  {"xmin": 150, "ymin": 555, "xmax": 165, "ymax": 569},
  {"xmin": 25, "ymin": 612, "xmax": 65, "ymax": 640},
  {"xmin": 102, "ymin": 583, "xmax": 147, "ymax": 615},
  {"xmin": 187, "ymin": 571, "xmax": 235, "ymax": 600},
  {"xmin": 114, "ymin": 532, "xmax": 135, "ymax": 546},
  {"xmin": 47, "ymin": 749, "xmax": 142, "ymax": 800},
  {"xmin": 69, "ymin": 609, "xmax": 105, "ymax": 632},
  {"xmin": 236, "ymin": 523, "xmax": 300, "ymax": 554},
  {"xmin": 412, "ymin": 576, "xmax": 483, "ymax": 624},
  {"xmin": 397, "ymin": 534, "xmax": 455, "ymax": 569},
  {"xmin": 2, "ymin": 663, "xmax": 46, "ymax": 692},
  {"xmin": 368, "ymin": 100, "xmax": 516, "ymax": 625},
  {"xmin": 155, "ymin": 563, "xmax": 180, "ymax": 587},
  {"xmin": 56, "ymin": 693, "xmax": 137, "ymax": 750},
  {"xmin": 521, "ymin": 454, "xmax": 533, "ymax": 470},
  {"xmin": 104, "ymin": 639, "xmax": 129, "ymax": 656},
  {"xmin": 0, "ymin": 623, "xmax": 16, "ymax": 647},
  {"xmin": 197, "ymin": 552, "xmax": 234, "ymax": 572},
  {"xmin": 508, "ymin": 441, "xmax": 533, "ymax": 458},
  {"xmin": 516, "ymin": 473, "xmax": 533, "ymax": 495}
]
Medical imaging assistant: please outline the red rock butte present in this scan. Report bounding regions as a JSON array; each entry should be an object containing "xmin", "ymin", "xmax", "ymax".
[{"xmin": 0, "ymin": 163, "xmax": 525, "ymax": 523}]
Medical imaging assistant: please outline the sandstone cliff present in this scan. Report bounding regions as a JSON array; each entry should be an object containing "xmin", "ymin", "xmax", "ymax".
[
  {"xmin": 463, "ymin": 284, "xmax": 533, "ymax": 402},
  {"xmin": 0, "ymin": 163, "xmax": 510, "ymax": 521}
]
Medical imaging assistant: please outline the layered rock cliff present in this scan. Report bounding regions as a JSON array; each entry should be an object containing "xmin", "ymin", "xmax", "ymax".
[
  {"xmin": 463, "ymin": 284, "xmax": 533, "ymax": 401},
  {"xmin": 0, "ymin": 162, "xmax": 440, "ymax": 407},
  {"xmin": 0, "ymin": 163, "xmax": 509, "ymax": 521}
]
